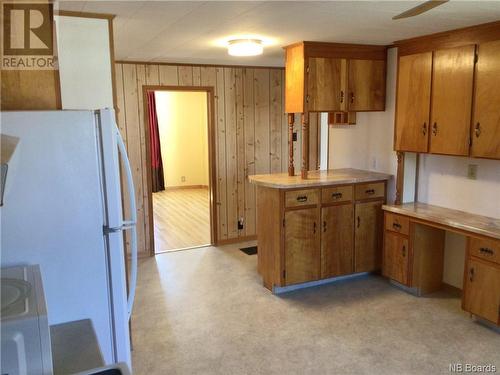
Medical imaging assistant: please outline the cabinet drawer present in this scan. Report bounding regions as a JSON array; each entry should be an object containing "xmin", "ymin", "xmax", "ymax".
[
  {"xmin": 321, "ymin": 185, "xmax": 353, "ymax": 204},
  {"xmin": 355, "ymin": 182, "xmax": 385, "ymax": 200},
  {"xmin": 469, "ymin": 237, "xmax": 500, "ymax": 265},
  {"xmin": 385, "ymin": 213, "xmax": 409, "ymax": 236},
  {"xmin": 285, "ymin": 189, "xmax": 319, "ymax": 208}
]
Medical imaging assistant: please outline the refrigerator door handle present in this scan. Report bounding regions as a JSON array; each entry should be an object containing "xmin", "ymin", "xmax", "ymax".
[{"xmin": 115, "ymin": 127, "xmax": 138, "ymax": 320}]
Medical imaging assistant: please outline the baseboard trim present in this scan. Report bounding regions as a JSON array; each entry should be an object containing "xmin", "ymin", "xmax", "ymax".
[
  {"xmin": 163, "ymin": 185, "xmax": 208, "ymax": 190},
  {"xmin": 273, "ymin": 272, "xmax": 371, "ymax": 294},
  {"xmin": 216, "ymin": 235, "xmax": 257, "ymax": 246}
]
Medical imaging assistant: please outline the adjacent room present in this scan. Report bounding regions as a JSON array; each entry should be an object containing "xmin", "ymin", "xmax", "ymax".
[
  {"xmin": 147, "ymin": 89, "xmax": 212, "ymax": 252},
  {"xmin": 1, "ymin": 2, "xmax": 500, "ymax": 375}
]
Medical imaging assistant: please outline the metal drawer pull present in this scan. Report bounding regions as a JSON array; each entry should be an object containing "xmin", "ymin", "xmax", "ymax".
[
  {"xmin": 331, "ymin": 192, "xmax": 343, "ymax": 199},
  {"xmin": 422, "ymin": 122, "xmax": 427, "ymax": 135},
  {"xmin": 475, "ymin": 122, "xmax": 481, "ymax": 138},
  {"xmin": 323, "ymin": 221, "xmax": 327, "ymax": 232},
  {"xmin": 402, "ymin": 245, "xmax": 406, "ymax": 257},
  {"xmin": 479, "ymin": 247, "xmax": 494, "ymax": 255},
  {"xmin": 296, "ymin": 195, "xmax": 308, "ymax": 202},
  {"xmin": 432, "ymin": 122, "xmax": 438, "ymax": 136},
  {"xmin": 393, "ymin": 222, "xmax": 402, "ymax": 230},
  {"xmin": 313, "ymin": 222, "xmax": 317, "ymax": 234},
  {"xmin": 469, "ymin": 267, "xmax": 474, "ymax": 282},
  {"xmin": 365, "ymin": 189, "xmax": 375, "ymax": 195}
]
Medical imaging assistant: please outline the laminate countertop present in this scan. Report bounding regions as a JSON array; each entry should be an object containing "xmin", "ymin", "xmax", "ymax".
[
  {"xmin": 248, "ymin": 168, "xmax": 392, "ymax": 189},
  {"xmin": 383, "ymin": 202, "xmax": 500, "ymax": 240}
]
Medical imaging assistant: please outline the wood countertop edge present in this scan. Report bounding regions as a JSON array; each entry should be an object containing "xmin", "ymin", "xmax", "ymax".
[{"xmin": 382, "ymin": 204, "xmax": 500, "ymax": 240}]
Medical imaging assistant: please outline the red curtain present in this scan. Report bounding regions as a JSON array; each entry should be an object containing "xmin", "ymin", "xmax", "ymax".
[{"xmin": 147, "ymin": 91, "xmax": 165, "ymax": 192}]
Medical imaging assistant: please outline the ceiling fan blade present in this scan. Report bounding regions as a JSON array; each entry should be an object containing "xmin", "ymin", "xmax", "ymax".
[{"xmin": 393, "ymin": 0, "xmax": 449, "ymax": 20}]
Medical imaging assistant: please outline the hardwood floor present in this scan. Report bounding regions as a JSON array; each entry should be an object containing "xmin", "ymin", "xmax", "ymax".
[{"xmin": 153, "ymin": 188, "xmax": 211, "ymax": 252}]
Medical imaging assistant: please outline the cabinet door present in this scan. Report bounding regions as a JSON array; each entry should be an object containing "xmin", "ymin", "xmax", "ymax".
[
  {"xmin": 383, "ymin": 232, "xmax": 409, "ymax": 285},
  {"xmin": 307, "ymin": 57, "xmax": 345, "ymax": 112},
  {"xmin": 348, "ymin": 59, "xmax": 385, "ymax": 111},
  {"xmin": 430, "ymin": 45, "xmax": 475, "ymax": 156},
  {"xmin": 321, "ymin": 204, "xmax": 354, "ymax": 278},
  {"xmin": 464, "ymin": 259, "xmax": 500, "ymax": 324},
  {"xmin": 395, "ymin": 52, "xmax": 432, "ymax": 152},
  {"xmin": 354, "ymin": 201, "xmax": 383, "ymax": 272},
  {"xmin": 471, "ymin": 40, "xmax": 500, "ymax": 159},
  {"xmin": 284, "ymin": 208, "xmax": 320, "ymax": 285}
]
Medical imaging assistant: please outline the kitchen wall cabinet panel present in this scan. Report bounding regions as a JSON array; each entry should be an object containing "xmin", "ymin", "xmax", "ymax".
[
  {"xmin": 471, "ymin": 40, "xmax": 500, "ymax": 159},
  {"xmin": 348, "ymin": 59, "xmax": 386, "ymax": 111},
  {"xmin": 307, "ymin": 57, "xmax": 344, "ymax": 112},
  {"xmin": 354, "ymin": 200, "xmax": 384, "ymax": 272},
  {"xmin": 284, "ymin": 208, "xmax": 320, "ymax": 285},
  {"xmin": 395, "ymin": 52, "xmax": 432, "ymax": 152},
  {"xmin": 321, "ymin": 204, "xmax": 354, "ymax": 278},
  {"xmin": 429, "ymin": 45, "xmax": 475, "ymax": 156}
]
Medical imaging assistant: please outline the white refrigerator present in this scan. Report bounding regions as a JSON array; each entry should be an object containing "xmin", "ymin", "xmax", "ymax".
[{"xmin": 0, "ymin": 109, "xmax": 138, "ymax": 368}]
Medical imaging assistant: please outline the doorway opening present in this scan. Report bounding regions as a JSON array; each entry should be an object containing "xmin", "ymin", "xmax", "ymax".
[{"xmin": 144, "ymin": 87, "xmax": 216, "ymax": 253}]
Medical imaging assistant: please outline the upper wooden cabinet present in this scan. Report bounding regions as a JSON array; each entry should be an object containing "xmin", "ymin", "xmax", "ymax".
[
  {"xmin": 430, "ymin": 45, "xmax": 475, "ymax": 156},
  {"xmin": 471, "ymin": 40, "xmax": 500, "ymax": 159},
  {"xmin": 395, "ymin": 52, "xmax": 432, "ymax": 153},
  {"xmin": 285, "ymin": 42, "xmax": 387, "ymax": 114},
  {"xmin": 394, "ymin": 21, "xmax": 500, "ymax": 159}
]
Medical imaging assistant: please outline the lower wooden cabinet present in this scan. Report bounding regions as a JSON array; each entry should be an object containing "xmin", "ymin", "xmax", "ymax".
[
  {"xmin": 463, "ymin": 257, "xmax": 500, "ymax": 325},
  {"xmin": 320, "ymin": 203, "xmax": 354, "ymax": 278},
  {"xmin": 383, "ymin": 232, "xmax": 409, "ymax": 285},
  {"xmin": 284, "ymin": 208, "xmax": 320, "ymax": 285},
  {"xmin": 354, "ymin": 200, "xmax": 383, "ymax": 272}
]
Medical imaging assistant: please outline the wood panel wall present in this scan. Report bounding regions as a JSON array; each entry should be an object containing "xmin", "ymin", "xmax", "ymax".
[{"xmin": 114, "ymin": 62, "xmax": 318, "ymax": 255}]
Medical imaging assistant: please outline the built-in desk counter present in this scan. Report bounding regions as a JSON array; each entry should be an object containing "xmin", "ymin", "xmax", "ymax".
[
  {"xmin": 249, "ymin": 169, "xmax": 391, "ymax": 291},
  {"xmin": 381, "ymin": 202, "xmax": 500, "ymax": 327}
]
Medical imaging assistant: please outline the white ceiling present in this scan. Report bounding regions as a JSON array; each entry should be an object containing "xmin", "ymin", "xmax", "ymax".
[{"xmin": 57, "ymin": 1, "xmax": 500, "ymax": 67}]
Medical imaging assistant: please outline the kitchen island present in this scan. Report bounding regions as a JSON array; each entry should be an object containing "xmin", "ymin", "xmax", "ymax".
[{"xmin": 249, "ymin": 168, "xmax": 392, "ymax": 291}]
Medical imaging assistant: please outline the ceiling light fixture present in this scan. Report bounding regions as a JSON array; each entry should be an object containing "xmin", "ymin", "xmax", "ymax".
[{"xmin": 227, "ymin": 39, "xmax": 263, "ymax": 57}]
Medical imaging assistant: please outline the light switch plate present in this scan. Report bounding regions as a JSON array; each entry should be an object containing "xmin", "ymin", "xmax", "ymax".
[{"xmin": 467, "ymin": 164, "xmax": 478, "ymax": 180}]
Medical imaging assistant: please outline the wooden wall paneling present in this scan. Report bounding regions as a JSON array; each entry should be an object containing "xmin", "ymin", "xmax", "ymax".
[
  {"xmin": 178, "ymin": 66, "xmax": 194, "ymax": 86},
  {"xmin": 235, "ymin": 68, "xmax": 246, "ymax": 236},
  {"xmin": 159, "ymin": 65, "xmax": 178, "ymax": 85},
  {"xmin": 145, "ymin": 64, "xmax": 160, "ymax": 85},
  {"xmin": 254, "ymin": 69, "xmax": 271, "ymax": 174},
  {"xmin": 216, "ymin": 67, "xmax": 228, "ymax": 240},
  {"xmin": 270, "ymin": 69, "xmax": 283, "ymax": 173},
  {"xmin": 293, "ymin": 114, "xmax": 302, "ymax": 173},
  {"xmin": 243, "ymin": 68, "xmax": 256, "ymax": 236},
  {"xmin": 135, "ymin": 64, "xmax": 151, "ymax": 255},
  {"xmin": 224, "ymin": 68, "xmax": 238, "ymax": 238},
  {"xmin": 192, "ymin": 66, "xmax": 201, "ymax": 86},
  {"xmin": 309, "ymin": 113, "xmax": 319, "ymax": 170},
  {"xmin": 122, "ymin": 63, "xmax": 147, "ymax": 255}
]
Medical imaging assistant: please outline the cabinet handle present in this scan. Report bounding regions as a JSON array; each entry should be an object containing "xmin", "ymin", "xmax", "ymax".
[
  {"xmin": 357, "ymin": 216, "xmax": 360, "ymax": 228},
  {"xmin": 323, "ymin": 221, "xmax": 327, "ymax": 233},
  {"xmin": 313, "ymin": 222, "xmax": 317, "ymax": 234},
  {"xmin": 432, "ymin": 122, "xmax": 438, "ymax": 136},
  {"xmin": 475, "ymin": 122, "xmax": 481, "ymax": 138},
  {"xmin": 306, "ymin": 95, "xmax": 310, "ymax": 103},
  {"xmin": 296, "ymin": 195, "xmax": 308, "ymax": 202},
  {"xmin": 340, "ymin": 91, "xmax": 344, "ymax": 104},
  {"xmin": 331, "ymin": 192, "xmax": 343, "ymax": 199},
  {"xmin": 350, "ymin": 92, "xmax": 354, "ymax": 104},
  {"xmin": 402, "ymin": 245, "xmax": 406, "ymax": 257},
  {"xmin": 365, "ymin": 189, "xmax": 375, "ymax": 195},
  {"xmin": 479, "ymin": 247, "xmax": 494, "ymax": 256},
  {"xmin": 392, "ymin": 222, "xmax": 402, "ymax": 230},
  {"xmin": 469, "ymin": 267, "xmax": 474, "ymax": 282},
  {"xmin": 422, "ymin": 122, "xmax": 427, "ymax": 135}
]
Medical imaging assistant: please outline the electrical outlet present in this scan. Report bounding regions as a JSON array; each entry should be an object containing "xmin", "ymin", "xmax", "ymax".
[
  {"xmin": 467, "ymin": 164, "xmax": 478, "ymax": 180},
  {"xmin": 238, "ymin": 218, "xmax": 244, "ymax": 230},
  {"xmin": 292, "ymin": 132, "xmax": 297, "ymax": 142},
  {"xmin": 181, "ymin": 176, "xmax": 186, "ymax": 182}
]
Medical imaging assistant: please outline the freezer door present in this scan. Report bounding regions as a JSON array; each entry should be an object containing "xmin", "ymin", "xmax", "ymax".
[{"xmin": 96, "ymin": 109, "xmax": 135, "ymax": 368}]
